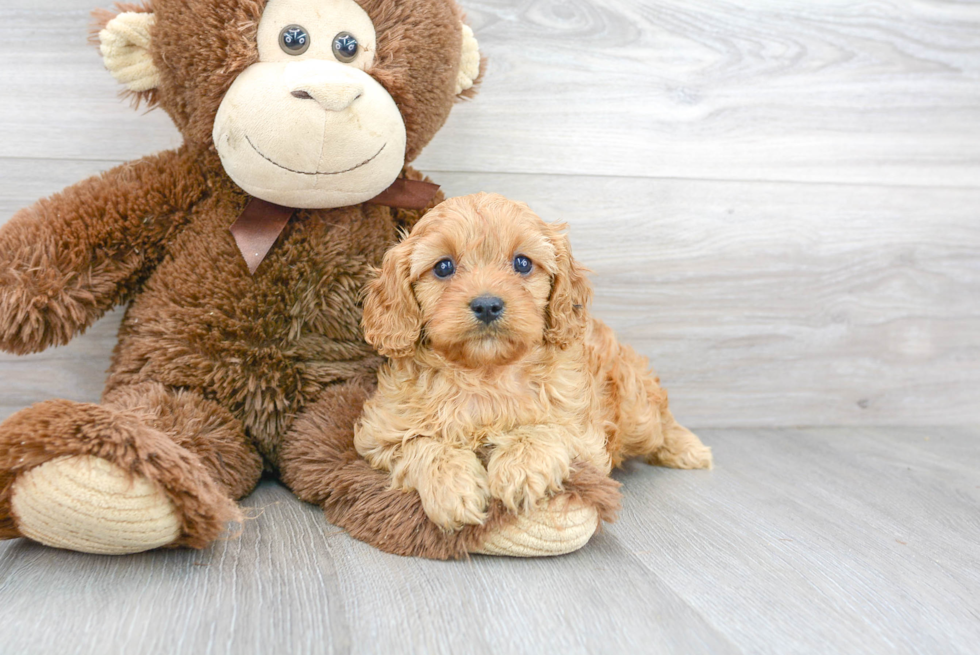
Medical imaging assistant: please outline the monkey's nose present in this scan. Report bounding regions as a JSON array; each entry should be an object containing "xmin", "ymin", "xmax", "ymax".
[
  {"xmin": 470, "ymin": 295, "xmax": 505, "ymax": 324},
  {"xmin": 290, "ymin": 81, "xmax": 362, "ymax": 112}
]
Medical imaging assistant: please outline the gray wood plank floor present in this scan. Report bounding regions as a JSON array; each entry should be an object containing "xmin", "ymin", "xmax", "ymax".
[{"xmin": 2, "ymin": 427, "xmax": 977, "ymax": 655}]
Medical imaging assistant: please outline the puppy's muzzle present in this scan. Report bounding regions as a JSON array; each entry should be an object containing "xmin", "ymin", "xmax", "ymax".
[{"xmin": 470, "ymin": 294, "xmax": 505, "ymax": 325}]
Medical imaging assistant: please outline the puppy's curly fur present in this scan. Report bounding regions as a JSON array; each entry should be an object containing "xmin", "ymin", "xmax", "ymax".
[{"xmin": 356, "ymin": 193, "xmax": 712, "ymax": 531}]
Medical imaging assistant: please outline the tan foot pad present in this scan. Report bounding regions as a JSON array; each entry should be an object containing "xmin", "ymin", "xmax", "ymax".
[
  {"xmin": 473, "ymin": 498, "xmax": 600, "ymax": 557},
  {"xmin": 10, "ymin": 455, "xmax": 181, "ymax": 555}
]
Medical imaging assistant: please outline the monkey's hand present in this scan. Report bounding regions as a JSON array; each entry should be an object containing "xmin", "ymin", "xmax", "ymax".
[{"xmin": 0, "ymin": 148, "xmax": 205, "ymax": 354}]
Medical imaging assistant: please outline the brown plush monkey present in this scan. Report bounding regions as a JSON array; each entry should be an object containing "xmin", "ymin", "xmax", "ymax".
[{"xmin": 0, "ymin": 0, "xmax": 620, "ymax": 558}]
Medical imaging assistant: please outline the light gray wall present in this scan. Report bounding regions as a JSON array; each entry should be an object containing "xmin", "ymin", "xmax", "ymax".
[{"xmin": 1, "ymin": 0, "xmax": 978, "ymax": 427}]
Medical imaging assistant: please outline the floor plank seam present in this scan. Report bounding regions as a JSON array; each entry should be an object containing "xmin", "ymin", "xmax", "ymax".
[{"xmin": 3, "ymin": 157, "xmax": 980, "ymax": 193}]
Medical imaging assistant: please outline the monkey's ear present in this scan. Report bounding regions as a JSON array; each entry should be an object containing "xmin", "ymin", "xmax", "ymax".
[
  {"xmin": 98, "ymin": 12, "xmax": 161, "ymax": 94},
  {"xmin": 362, "ymin": 239, "xmax": 423, "ymax": 359},
  {"xmin": 455, "ymin": 24, "xmax": 483, "ymax": 96}
]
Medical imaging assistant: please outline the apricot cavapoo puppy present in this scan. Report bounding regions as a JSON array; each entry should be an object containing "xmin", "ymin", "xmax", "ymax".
[{"xmin": 355, "ymin": 193, "xmax": 712, "ymax": 531}]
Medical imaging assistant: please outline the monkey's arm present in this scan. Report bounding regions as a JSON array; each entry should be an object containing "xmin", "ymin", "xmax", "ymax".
[{"xmin": 0, "ymin": 147, "xmax": 207, "ymax": 355}]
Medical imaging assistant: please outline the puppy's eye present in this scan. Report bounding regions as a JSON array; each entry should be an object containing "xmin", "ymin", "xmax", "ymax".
[
  {"xmin": 513, "ymin": 255, "xmax": 533, "ymax": 275},
  {"xmin": 333, "ymin": 32, "xmax": 359, "ymax": 62},
  {"xmin": 279, "ymin": 25, "xmax": 311, "ymax": 55},
  {"xmin": 433, "ymin": 258, "xmax": 456, "ymax": 279}
]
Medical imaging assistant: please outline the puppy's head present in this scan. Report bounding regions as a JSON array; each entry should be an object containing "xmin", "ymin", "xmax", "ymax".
[{"xmin": 363, "ymin": 193, "xmax": 592, "ymax": 366}]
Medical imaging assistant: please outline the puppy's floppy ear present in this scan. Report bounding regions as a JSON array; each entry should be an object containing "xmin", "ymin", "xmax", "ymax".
[
  {"xmin": 363, "ymin": 237, "xmax": 422, "ymax": 358},
  {"xmin": 544, "ymin": 224, "xmax": 593, "ymax": 348}
]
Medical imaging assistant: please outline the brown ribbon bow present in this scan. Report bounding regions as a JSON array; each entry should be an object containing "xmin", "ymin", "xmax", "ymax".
[{"xmin": 229, "ymin": 177, "xmax": 440, "ymax": 275}]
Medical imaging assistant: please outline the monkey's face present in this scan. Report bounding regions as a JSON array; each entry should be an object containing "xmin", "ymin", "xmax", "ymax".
[
  {"xmin": 212, "ymin": 0, "xmax": 406, "ymax": 208},
  {"xmin": 95, "ymin": 0, "xmax": 481, "ymax": 210}
]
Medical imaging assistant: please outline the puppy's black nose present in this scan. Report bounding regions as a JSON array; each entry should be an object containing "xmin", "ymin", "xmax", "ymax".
[{"xmin": 470, "ymin": 295, "xmax": 505, "ymax": 324}]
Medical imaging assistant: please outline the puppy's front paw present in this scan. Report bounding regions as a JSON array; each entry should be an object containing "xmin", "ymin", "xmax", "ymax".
[
  {"xmin": 415, "ymin": 450, "xmax": 490, "ymax": 532},
  {"xmin": 488, "ymin": 440, "xmax": 571, "ymax": 514}
]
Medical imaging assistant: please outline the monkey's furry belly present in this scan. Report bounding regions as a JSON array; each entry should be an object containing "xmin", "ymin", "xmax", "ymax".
[{"xmin": 103, "ymin": 205, "xmax": 390, "ymax": 461}]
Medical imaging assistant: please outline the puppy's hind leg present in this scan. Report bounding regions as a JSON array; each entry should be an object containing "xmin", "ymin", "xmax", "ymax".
[
  {"xmin": 648, "ymin": 408, "xmax": 712, "ymax": 470},
  {"xmin": 604, "ymin": 338, "xmax": 712, "ymax": 470}
]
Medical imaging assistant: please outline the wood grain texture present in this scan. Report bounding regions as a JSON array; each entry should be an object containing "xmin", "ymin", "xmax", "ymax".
[
  {"xmin": 2, "ymin": 1, "xmax": 980, "ymax": 186},
  {"xmin": 1, "ymin": 427, "xmax": 977, "ymax": 654},
  {"xmin": 420, "ymin": 0, "xmax": 980, "ymax": 186},
  {"xmin": 0, "ymin": 3, "xmax": 181, "ymax": 161},
  {"xmin": 0, "ymin": 482, "xmax": 351, "ymax": 655},
  {"xmin": 2, "ymin": 160, "xmax": 977, "ymax": 427},
  {"xmin": 610, "ymin": 426, "xmax": 980, "ymax": 655}
]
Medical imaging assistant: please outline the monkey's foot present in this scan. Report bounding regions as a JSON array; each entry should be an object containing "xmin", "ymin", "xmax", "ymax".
[
  {"xmin": 0, "ymin": 399, "xmax": 243, "ymax": 552},
  {"xmin": 10, "ymin": 455, "xmax": 181, "ymax": 555},
  {"xmin": 472, "ymin": 495, "xmax": 600, "ymax": 557}
]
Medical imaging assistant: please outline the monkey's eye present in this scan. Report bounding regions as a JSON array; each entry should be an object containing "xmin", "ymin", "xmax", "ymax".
[
  {"xmin": 433, "ymin": 258, "xmax": 456, "ymax": 279},
  {"xmin": 279, "ymin": 25, "xmax": 311, "ymax": 55},
  {"xmin": 513, "ymin": 255, "xmax": 533, "ymax": 275},
  {"xmin": 333, "ymin": 32, "xmax": 359, "ymax": 62}
]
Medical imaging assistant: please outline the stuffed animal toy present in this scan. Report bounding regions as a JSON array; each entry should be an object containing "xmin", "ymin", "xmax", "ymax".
[
  {"xmin": 0, "ymin": 0, "xmax": 622, "ymax": 559},
  {"xmin": 356, "ymin": 193, "xmax": 713, "ymax": 532}
]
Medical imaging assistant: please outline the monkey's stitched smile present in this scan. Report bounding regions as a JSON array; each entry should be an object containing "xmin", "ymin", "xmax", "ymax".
[{"xmin": 245, "ymin": 135, "xmax": 386, "ymax": 176}]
